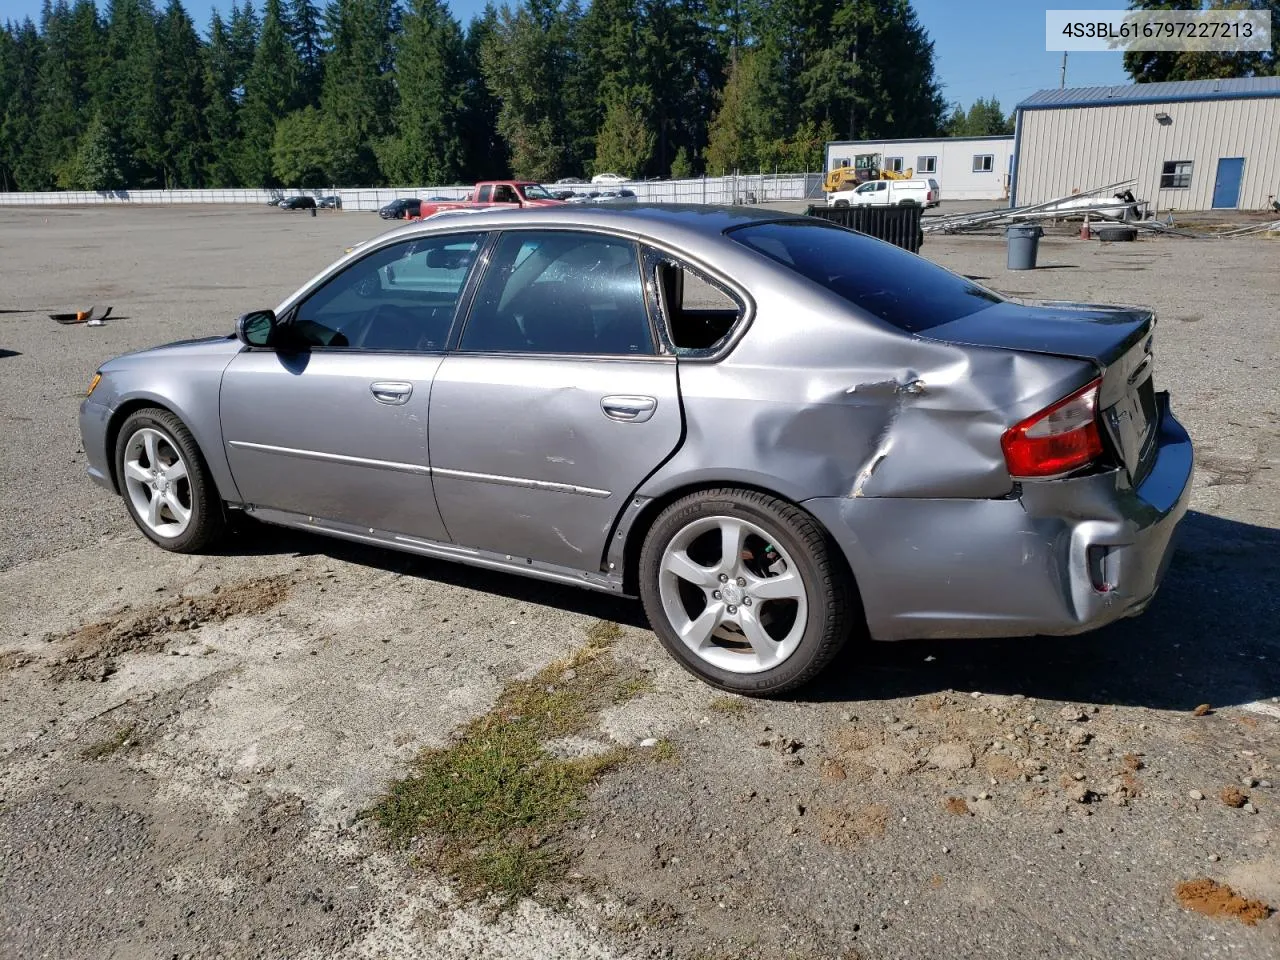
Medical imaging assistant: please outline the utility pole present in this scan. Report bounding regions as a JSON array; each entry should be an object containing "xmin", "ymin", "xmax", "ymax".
[{"xmin": 1060, "ymin": 51, "xmax": 1068, "ymax": 89}]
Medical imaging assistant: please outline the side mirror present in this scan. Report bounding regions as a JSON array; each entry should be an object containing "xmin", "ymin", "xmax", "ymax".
[{"xmin": 236, "ymin": 309, "xmax": 277, "ymax": 347}]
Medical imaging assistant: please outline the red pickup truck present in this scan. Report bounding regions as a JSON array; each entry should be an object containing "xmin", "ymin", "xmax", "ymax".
[{"xmin": 415, "ymin": 181, "xmax": 566, "ymax": 220}]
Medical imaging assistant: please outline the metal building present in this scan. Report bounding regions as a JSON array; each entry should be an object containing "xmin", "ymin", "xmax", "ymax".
[
  {"xmin": 823, "ymin": 135, "xmax": 1015, "ymax": 200},
  {"xmin": 1012, "ymin": 77, "xmax": 1280, "ymax": 211}
]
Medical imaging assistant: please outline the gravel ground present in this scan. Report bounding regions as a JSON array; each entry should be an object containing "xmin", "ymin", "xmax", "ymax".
[{"xmin": 1, "ymin": 206, "xmax": 1278, "ymax": 960}]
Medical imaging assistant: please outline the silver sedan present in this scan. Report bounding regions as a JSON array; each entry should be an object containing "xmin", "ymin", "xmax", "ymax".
[{"xmin": 79, "ymin": 205, "xmax": 1192, "ymax": 695}]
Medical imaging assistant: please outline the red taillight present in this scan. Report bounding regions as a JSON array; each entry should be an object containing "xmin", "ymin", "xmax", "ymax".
[
  {"xmin": 1001, "ymin": 378, "xmax": 1104, "ymax": 478},
  {"xmin": 926, "ymin": 191, "xmax": 933, "ymax": 201}
]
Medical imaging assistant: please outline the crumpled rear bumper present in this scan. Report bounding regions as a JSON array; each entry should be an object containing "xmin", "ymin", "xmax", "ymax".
[{"xmin": 804, "ymin": 392, "xmax": 1193, "ymax": 641}]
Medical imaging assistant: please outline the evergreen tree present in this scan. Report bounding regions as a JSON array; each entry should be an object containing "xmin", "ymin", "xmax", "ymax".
[
  {"xmin": 1, "ymin": 20, "xmax": 48, "ymax": 190},
  {"xmin": 458, "ymin": 7, "xmax": 506, "ymax": 179},
  {"xmin": 227, "ymin": 0, "xmax": 261, "ymax": 98},
  {"xmin": 239, "ymin": 0, "xmax": 300, "ymax": 184},
  {"xmin": 203, "ymin": 10, "xmax": 242, "ymax": 185},
  {"xmin": 36, "ymin": 0, "xmax": 101, "ymax": 187},
  {"xmin": 99, "ymin": 0, "xmax": 166, "ymax": 186},
  {"xmin": 69, "ymin": 110, "xmax": 126, "ymax": 188},
  {"xmin": 480, "ymin": 0, "xmax": 578, "ymax": 180},
  {"xmin": 593, "ymin": 85, "xmax": 654, "ymax": 176},
  {"xmin": 272, "ymin": 104, "xmax": 341, "ymax": 183},
  {"xmin": 320, "ymin": 0, "xmax": 396, "ymax": 184},
  {"xmin": 381, "ymin": 0, "xmax": 465, "ymax": 185},
  {"xmin": 640, "ymin": 0, "xmax": 719, "ymax": 175},
  {"xmin": 946, "ymin": 97, "xmax": 1013, "ymax": 137},
  {"xmin": 1124, "ymin": 1, "xmax": 1278, "ymax": 82},
  {"xmin": 704, "ymin": 48, "xmax": 782, "ymax": 175},
  {"xmin": 288, "ymin": 0, "xmax": 325, "ymax": 104},
  {"xmin": 157, "ymin": 0, "xmax": 208, "ymax": 187}
]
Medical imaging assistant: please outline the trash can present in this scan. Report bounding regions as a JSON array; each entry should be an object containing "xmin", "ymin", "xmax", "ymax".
[{"xmin": 1006, "ymin": 224, "xmax": 1043, "ymax": 270}]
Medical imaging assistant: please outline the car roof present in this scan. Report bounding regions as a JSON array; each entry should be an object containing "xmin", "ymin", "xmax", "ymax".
[{"xmin": 398, "ymin": 203, "xmax": 793, "ymax": 247}]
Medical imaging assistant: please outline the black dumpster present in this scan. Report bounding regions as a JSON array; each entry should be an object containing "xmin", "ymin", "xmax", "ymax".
[{"xmin": 804, "ymin": 204, "xmax": 924, "ymax": 253}]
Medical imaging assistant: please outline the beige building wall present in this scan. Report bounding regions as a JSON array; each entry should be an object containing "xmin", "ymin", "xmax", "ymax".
[{"xmin": 1014, "ymin": 97, "xmax": 1280, "ymax": 211}]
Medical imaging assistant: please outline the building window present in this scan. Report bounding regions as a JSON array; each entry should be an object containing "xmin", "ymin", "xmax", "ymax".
[
  {"xmin": 916, "ymin": 156, "xmax": 937, "ymax": 174},
  {"xmin": 885, "ymin": 156, "xmax": 904, "ymax": 173},
  {"xmin": 1160, "ymin": 160, "xmax": 1192, "ymax": 189},
  {"xmin": 972, "ymin": 154, "xmax": 994, "ymax": 173},
  {"xmin": 833, "ymin": 157, "xmax": 850, "ymax": 169}
]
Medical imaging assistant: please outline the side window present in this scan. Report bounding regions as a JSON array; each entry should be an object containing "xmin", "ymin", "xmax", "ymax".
[
  {"xmin": 493, "ymin": 185, "xmax": 517, "ymax": 203},
  {"xmin": 875, "ymin": 181, "xmax": 887, "ymax": 192},
  {"xmin": 288, "ymin": 232, "xmax": 486, "ymax": 352},
  {"xmin": 460, "ymin": 231, "xmax": 654, "ymax": 356},
  {"xmin": 477, "ymin": 185, "xmax": 493, "ymax": 202},
  {"xmin": 652, "ymin": 256, "xmax": 744, "ymax": 357}
]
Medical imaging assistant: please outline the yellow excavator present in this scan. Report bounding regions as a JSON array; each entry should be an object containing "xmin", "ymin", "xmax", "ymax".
[{"xmin": 823, "ymin": 153, "xmax": 914, "ymax": 192}]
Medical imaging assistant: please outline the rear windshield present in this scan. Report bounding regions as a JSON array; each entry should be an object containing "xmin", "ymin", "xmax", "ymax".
[{"xmin": 728, "ymin": 219, "xmax": 1002, "ymax": 333}]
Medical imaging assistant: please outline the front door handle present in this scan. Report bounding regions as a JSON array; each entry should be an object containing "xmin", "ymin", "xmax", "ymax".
[
  {"xmin": 370, "ymin": 381, "xmax": 413, "ymax": 405},
  {"xmin": 601, "ymin": 395, "xmax": 657, "ymax": 423}
]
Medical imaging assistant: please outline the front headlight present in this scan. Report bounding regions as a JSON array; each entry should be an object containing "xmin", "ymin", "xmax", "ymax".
[{"xmin": 86, "ymin": 372, "xmax": 102, "ymax": 398}]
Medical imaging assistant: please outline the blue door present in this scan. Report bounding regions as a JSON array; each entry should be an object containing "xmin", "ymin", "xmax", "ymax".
[{"xmin": 1212, "ymin": 157, "xmax": 1244, "ymax": 209}]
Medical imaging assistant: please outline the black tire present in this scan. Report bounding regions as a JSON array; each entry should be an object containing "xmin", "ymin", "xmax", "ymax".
[
  {"xmin": 638, "ymin": 488, "xmax": 857, "ymax": 697},
  {"xmin": 833, "ymin": 199, "xmax": 849, "ymax": 209},
  {"xmin": 1094, "ymin": 225, "xmax": 1137, "ymax": 242},
  {"xmin": 114, "ymin": 407, "xmax": 226, "ymax": 553}
]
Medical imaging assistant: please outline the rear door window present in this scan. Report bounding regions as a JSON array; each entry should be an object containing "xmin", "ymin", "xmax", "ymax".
[
  {"xmin": 649, "ymin": 255, "xmax": 744, "ymax": 356},
  {"xmin": 728, "ymin": 220, "xmax": 1002, "ymax": 333}
]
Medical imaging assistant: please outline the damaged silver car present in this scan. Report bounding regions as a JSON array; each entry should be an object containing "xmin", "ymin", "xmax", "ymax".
[{"xmin": 79, "ymin": 205, "xmax": 1192, "ymax": 695}]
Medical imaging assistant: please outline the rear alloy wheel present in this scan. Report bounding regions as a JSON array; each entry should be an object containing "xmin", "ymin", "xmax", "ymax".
[
  {"xmin": 639, "ymin": 489, "xmax": 856, "ymax": 696},
  {"xmin": 115, "ymin": 408, "xmax": 225, "ymax": 553}
]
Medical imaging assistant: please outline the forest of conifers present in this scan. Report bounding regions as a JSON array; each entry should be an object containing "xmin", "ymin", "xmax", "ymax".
[{"xmin": 0, "ymin": 0, "xmax": 959, "ymax": 190}]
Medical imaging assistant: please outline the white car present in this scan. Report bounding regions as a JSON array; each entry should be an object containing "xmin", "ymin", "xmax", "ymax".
[
  {"xmin": 828, "ymin": 178, "xmax": 937, "ymax": 209},
  {"xmin": 591, "ymin": 172, "xmax": 629, "ymax": 185}
]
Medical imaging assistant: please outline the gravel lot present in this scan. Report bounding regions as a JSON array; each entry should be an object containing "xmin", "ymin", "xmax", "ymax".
[{"xmin": 1, "ymin": 205, "xmax": 1278, "ymax": 960}]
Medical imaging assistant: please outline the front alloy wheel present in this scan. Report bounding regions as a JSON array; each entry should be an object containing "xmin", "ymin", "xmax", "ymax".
[{"xmin": 114, "ymin": 408, "xmax": 225, "ymax": 553}]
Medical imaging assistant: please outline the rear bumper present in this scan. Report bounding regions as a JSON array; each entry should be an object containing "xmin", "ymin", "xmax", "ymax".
[
  {"xmin": 79, "ymin": 397, "xmax": 116, "ymax": 492},
  {"xmin": 804, "ymin": 393, "xmax": 1193, "ymax": 641}
]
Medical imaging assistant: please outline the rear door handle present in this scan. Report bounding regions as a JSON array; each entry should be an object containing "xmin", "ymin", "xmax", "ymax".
[
  {"xmin": 601, "ymin": 395, "xmax": 657, "ymax": 423},
  {"xmin": 370, "ymin": 381, "xmax": 413, "ymax": 405}
]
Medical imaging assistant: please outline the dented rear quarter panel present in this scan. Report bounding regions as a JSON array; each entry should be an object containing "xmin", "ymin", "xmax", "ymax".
[{"xmin": 638, "ymin": 264, "xmax": 1097, "ymax": 504}]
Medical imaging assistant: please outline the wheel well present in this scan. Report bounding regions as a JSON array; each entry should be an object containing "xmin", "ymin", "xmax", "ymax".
[
  {"xmin": 104, "ymin": 399, "xmax": 179, "ymax": 492},
  {"xmin": 619, "ymin": 481, "xmax": 861, "ymax": 609}
]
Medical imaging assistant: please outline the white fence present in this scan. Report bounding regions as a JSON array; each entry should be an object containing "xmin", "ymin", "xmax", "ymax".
[{"xmin": 0, "ymin": 173, "xmax": 826, "ymax": 211}]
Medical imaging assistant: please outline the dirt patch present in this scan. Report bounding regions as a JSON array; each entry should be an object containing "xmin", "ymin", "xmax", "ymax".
[
  {"xmin": 1122, "ymin": 753, "xmax": 1145, "ymax": 771},
  {"xmin": 816, "ymin": 802, "xmax": 890, "ymax": 850},
  {"xmin": 1175, "ymin": 878, "xmax": 1273, "ymax": 925},
  {"xmin": 46, "ymin": 576, "xmax": 291, "ymax": 681},
  {"xmin": 0, "ymin": 650, "xmax": 35, "ymax": 671},
  {"xmin": 372, "ymin": 623, "xmax": 647, "ymax": 902},
  {"xmin": 1220, "ymin": 786, "xmax": 1248, "ymax": 808},
  {"xmin": 944, "ymin": 796, "xmax": 971, "ymax": 816}
]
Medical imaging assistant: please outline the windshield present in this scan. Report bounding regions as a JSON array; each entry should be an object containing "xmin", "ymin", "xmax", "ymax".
[
  {"xmin": 728, "ymin": 220, "xmax": 1003, "ymax": 333},
  {"xmin": 522, "ymin": 184, "xmax": 556, "ymax": 201}
]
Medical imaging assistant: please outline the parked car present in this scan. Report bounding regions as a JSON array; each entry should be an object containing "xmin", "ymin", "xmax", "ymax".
[
  {"xmin": 555, "ymin": 177, "xmax": 587, "ymax": 185},
  {"xmin": 591, "ymin": 172, "xmax": 628, "ymax": 185},
  {"xmin": 265, "ymin": 197, "xmax": 284, "ymax": 207},
  {"xmin": 378, "ymin": 198, "xmax": 422, "ymax": 220},
  {"xmin": 411, "ymin": 181, "xmax": 566, "ymax": 220},
  {"xmin": 925, "ymin": 177, "xmax": 941, "ymax": 207},
  {"xmin": 78, "ymin": 206, "xmax": 1191, "ymax": 696},
  {"xmin": 828, "ymin": 178, "xmax": 933, "ymax": 209},
  {"xmin": 278, "ymin": 195, "xmax": 317, "ymax": 210},
  {"xmin": 318, "ymin": 195, "xmax": 342, "ymax": 209}
]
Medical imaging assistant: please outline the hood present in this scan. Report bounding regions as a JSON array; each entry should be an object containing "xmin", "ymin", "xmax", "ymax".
[
  {"xmin": 919, "ymin": 300, "xmax": 1154, "ymax": 367},
  {"xmin": 104, "ymin": 334, "xmax": 242, "ymax": 369}
]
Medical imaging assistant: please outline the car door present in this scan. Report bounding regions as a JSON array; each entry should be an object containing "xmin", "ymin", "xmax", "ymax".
[
  {"xmin": 428, "ymin": 229, "xmax": 682, "ymax": 570},
  {"xmin": 219, "ymin": 231, "xmax": 487, "ymax": 542}
]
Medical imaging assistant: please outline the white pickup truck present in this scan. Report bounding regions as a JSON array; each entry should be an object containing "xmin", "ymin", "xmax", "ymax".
[{"xmin": 828, "ymin": 177, "xmax": 940, "ymax": 209}]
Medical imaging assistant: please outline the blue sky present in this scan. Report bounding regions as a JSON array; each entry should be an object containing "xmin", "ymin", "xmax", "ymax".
[{"xmin": 0, "ymin": 0, "xmax": 1134, "ymax": 112}]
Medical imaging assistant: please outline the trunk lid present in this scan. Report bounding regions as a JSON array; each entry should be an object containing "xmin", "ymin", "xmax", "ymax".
[{"xmin": 922, "ymin": 300, "xmax": 1159, "ymax": 483}]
